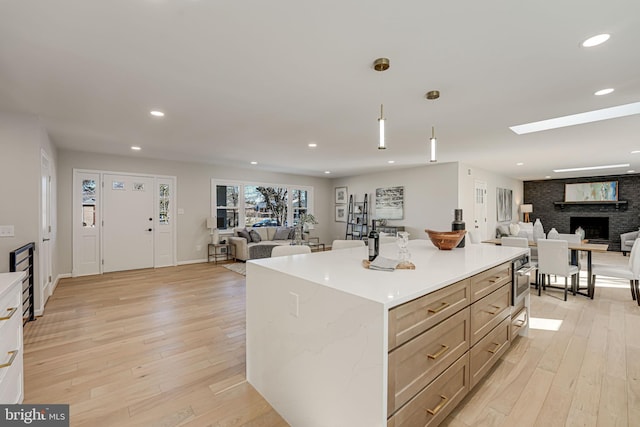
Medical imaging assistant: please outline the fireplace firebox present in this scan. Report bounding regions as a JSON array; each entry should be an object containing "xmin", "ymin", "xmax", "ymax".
[{"xmin": 570, "ymin": 216, "xmax": 609, "ymax": 240}]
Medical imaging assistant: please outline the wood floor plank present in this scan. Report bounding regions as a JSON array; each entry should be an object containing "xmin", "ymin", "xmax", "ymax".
[{"xmin": 22, "ymin": 256, "xmax": 640, "ymax": 426}]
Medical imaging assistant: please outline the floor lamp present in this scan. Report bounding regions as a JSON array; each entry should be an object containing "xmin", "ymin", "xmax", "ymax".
[{"xmin": 521, "ymin": 204, "xmax": 533, "ymax": 223}]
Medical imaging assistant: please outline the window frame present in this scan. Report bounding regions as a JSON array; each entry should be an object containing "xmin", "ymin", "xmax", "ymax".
[{"xmin": 211, "ymin": 179, "xmax": 314, "ymax": 231}]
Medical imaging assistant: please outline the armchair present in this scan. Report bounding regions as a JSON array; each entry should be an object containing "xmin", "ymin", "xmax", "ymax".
[{"xmin": 620, "ymin": 230, "xmax": 639, "ymax": 256}]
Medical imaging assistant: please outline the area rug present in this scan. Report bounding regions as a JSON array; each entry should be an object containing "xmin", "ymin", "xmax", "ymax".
[{"xmin": 223, "ymin": 262, "xmax": 246, "ymax": 276}]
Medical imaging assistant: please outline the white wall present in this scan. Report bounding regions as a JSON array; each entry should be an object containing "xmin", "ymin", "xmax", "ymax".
[
  {"xmin": 57, "ymin": 149, "xmax": 333, "ymax": 274},
  {"xmin": 329, "ymin": 163, "xmax": 459, "ymax": 242},
  {"xmin": 458, "ymin": 163, "xmax": 523, "ymax": 241},
  {"xmin": 0, "ymin": 111, "xmax": 58, "ymax": 313}
]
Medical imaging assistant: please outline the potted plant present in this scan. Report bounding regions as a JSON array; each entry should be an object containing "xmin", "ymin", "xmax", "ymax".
[{"xmin": 295, "ymin": 213, "xmax": 319, "ymax": 244}]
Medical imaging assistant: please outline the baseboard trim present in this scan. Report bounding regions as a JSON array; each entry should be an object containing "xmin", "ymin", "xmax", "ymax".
[{"xmin": 178, "ymin": 258, "xmax": 208, "ymax": 265}]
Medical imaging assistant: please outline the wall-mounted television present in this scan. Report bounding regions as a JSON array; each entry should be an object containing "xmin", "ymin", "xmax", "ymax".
[{"xmin": 564, "ymin": 181, "xmax": 618, "ymax": 202}]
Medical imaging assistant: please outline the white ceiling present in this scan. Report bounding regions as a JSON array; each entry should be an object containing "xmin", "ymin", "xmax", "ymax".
[{"xmin": 1, "ymin": 1, "xmax": 639, "ymax": 180}]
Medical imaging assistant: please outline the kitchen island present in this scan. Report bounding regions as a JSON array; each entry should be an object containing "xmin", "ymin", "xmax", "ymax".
[{"xmin": 246, "ymin": 240, "xmax": 528, "ymax": 427}]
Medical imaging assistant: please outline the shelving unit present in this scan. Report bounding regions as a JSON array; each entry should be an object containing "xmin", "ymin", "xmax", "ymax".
[{"xmin": 345, "ymin": 194, "xmax": 369, "ymax": 239}]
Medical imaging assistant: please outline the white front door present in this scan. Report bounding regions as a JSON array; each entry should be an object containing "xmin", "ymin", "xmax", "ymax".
[
  {"xmin": 103, "ymin": 174, "xmax": 155, "ymax": 272},
  {"xmin": 474, "ymin": 180, "xmax": 487, "ymax": 240},
  {"xmin": 40, "ymin": 151, "xmax": 52, "ymax": 303},
  {"xmin": 73, "ymin": 171, "xmax": 101, "ymax": 276}
]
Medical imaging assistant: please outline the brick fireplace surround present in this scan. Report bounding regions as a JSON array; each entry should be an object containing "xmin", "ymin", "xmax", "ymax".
[{"xmin": 523, "ymin": 174, "xmax": 640, "ymax": 252}]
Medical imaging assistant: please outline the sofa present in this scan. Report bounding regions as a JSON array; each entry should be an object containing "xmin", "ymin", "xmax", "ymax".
[
  {"xmin": 496, "ymin": 221, "xmax": 534, "ymax": 240},
  {"xmin": 620, "ymin": 230, "xmax": 639, "ymax": 255},
  {"xmin": 228, "ymin": 226, "xmax": 295, "ymax": 261}
]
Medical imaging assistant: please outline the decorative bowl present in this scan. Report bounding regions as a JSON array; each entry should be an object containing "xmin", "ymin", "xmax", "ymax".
[{"xmin": 425, "ymin": 229, "xmax": 466, "ymax": 250}]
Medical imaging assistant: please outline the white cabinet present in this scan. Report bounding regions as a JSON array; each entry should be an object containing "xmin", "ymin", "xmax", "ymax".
[{"xmin": 0, "ymin": 272, "xmax": 25, "ymax": 404}]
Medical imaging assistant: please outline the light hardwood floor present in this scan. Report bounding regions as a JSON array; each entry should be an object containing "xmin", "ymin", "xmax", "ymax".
[{"xmin": 23, "ymin": 255, "xmax": 640, "ymax": 426}]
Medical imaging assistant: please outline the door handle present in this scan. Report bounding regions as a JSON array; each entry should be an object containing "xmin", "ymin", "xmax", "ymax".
[
  {"xmin": 43, "ymin": 238, "xmax": 50, "ymax": 242},
  {"xmin": 147, "ymin": 228, "xmax": 153, "ymax": 232}
]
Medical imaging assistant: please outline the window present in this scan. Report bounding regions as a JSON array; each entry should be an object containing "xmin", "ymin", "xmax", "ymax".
[
  {"xmin": 82, "ymin": 179, "xmax": 96, "ymax": 227},
  {"xmin": 159, "ymin": 184, "xmax": 170, "ymax": 224},
  {"xmin": 212, "ymin": 180, "xmax": 313, "ymax": 230},
  {"xmin": 215, "ymin": 184, "xmax": 240, "ymax": 229}
]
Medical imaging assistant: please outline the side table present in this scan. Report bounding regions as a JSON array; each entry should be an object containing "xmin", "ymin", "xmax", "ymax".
[
  {"xmin": 208, "ymin": 243, "xmax": 235, "ymax": 264},
  {"xmin": 305, "ymin": 237, "xmax": 326, "ymax": 252}
]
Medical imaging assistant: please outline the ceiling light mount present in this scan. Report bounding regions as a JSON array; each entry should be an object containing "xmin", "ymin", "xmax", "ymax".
[
  {"xmin": 373, "ymin": 58, "xmax": 390, "ymax": 71},
  {"xmin": 426, "ymin": 90, "xmax": 440, "ymax": 100}
]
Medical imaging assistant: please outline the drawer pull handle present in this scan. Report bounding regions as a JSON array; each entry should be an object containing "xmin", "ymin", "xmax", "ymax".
[
  {"xmin": 428, "ymin": 302, "xmax": 450, "ymax": 314},
  {"xmin": 426, "ymin": 395, "xmax": 448, "ymax": 415},
  {"xmin": 515, "ymin": 319, "xmax": 526, "ymax": 327},
  {"xmin": 487, "ymin": 342, "xmax": 501, "ymax": 354},
  {"xmin": 0, "ymin": 307, "xmax": 17, "ymax": 321},
  {"xmin": 486, "ymin": 305, "xmax": 502, "ymax": 315},
  {"xmin": 488, "ymin": 275, "xmax": 503, "ymax": 283},
  {"xmin": 0, "ymin": 350, "xmax": 18, "ymax": 369},
  {"xmin": 427, "ymin": 344, "xmax": 450, "ymax": 360}
]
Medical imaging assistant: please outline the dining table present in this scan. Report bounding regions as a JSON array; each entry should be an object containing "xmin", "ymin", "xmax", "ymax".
[{"xmin": 482, "ymin": 238, "xmax": 609, "ymax": 299}]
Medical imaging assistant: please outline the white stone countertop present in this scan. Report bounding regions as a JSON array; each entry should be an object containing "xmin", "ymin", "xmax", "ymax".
[
  {"xmin": 0, "ymin": 272, "xmax": 26, "ymax": 300},
  {"xmin": 249, "ymin": 240, "xmax": 528, "ymax": 309}
]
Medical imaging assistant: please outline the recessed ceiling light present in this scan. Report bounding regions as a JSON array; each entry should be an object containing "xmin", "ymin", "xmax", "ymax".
[
  {"xmin": 594, "ymin": 88, "xmax": 614, "ymax": 96},
  {"xmin": 516, "ymin": 162, "xmax": 524, "ymax": 166},
  {"xmin": 131, "ymin": 146, "xmax": 141, "ymax": 151},
  {"xmin": 582, "ymin": 33, "xmax": 610, "ymax": 47},
  {"xmin": 250, "ymin": 161, "xmax": 258, "ymax": 165},
  {"xmin": 553, "ymin": 163, "xmax": 629, "ymax": 173},
  {"xmin": 627, "ymin": 170, "xmax": 636, "ymax": 173},
  {"xmin": 324, "ymin": 171, "xmax": 331, "ymax": 174},
  {"xmin": 510, "ymin": 102, "xmax": 640, "ymax": 135},
  {"xmin": 631, "ymin": 150, "xmax": 640, "ymax": 154},
  {"xmin": 308, "ymin": 143, "xmax": 317, "ymax": 148},
  {"xmin": 387, "ymin": 160, "xmax": 395, "ymax": 164},
  {"xmin": 150, "ymin": 110, "xmax": 165, "ymax": 117},
  {"xmin": 545, "ymin": 176, "xmax": 551, "ymax": 179}
]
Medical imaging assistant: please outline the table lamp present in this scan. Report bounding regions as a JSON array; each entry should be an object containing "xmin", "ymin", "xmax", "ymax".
[
  {"xmin": 520, "ymin": 204, "xmax": 533, "ymax": 223},
  {"xmin": 206, "ymin": 217, "xmax": 219, "ymax": 244}
]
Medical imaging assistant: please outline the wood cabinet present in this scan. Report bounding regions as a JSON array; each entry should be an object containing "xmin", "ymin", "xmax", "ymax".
[
  {"xmin": 387, "ymin": 261, "xmax": 512, "ymax": 425},
  {"xmin": 0, "ymin": 272, "xmax": 25, "ymax": 404}
]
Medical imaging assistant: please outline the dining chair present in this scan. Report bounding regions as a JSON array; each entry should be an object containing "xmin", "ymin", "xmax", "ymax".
[
  {"xmin": 331, "ymin": 240, "xmax": 365, "ymax": 250},
  {"xmin": 591, "ymin": 238, "xmax": 640, "ymax": 305},
  {"xmin": 537, "ymin": 239, "xmax": 580, "ymax": 301},
  {"xmin": 271, "ymin": 245, "xmax": 312, "ymax": 257}
]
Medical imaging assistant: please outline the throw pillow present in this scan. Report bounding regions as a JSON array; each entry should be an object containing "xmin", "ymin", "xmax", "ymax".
[
  {"xmin": 273, "ymin": 227, "xmax": 291, "ymax": 240},
  {"xmin": 509, "ymin": 223, "xmax": 520, "ymax": 236},
  {"xmin": 288, "ymin": 227, "xmax": 296, "ymax": 240},
  {"xmin": 249, "ymin": 230, "xmax": 262, "ymax": 243},
  {"xmin": 237, "ymin": 228, "xmax": 251, "ymax": 242}
]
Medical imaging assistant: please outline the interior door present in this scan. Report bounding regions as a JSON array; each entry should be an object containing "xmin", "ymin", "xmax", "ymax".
[
  {"xmin": 40, "ymin": 152, "xmax": 52, "ymax": 302},
  {"xmin": 474, "ymin": 180, "xmax": 487, "ymax": 240},
  {"xmin": 103, "ymin": 174, "xmax": 155, "ymax": 272}
]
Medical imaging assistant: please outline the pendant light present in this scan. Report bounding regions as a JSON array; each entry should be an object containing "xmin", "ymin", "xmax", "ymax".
[
  {"xmin": 378, "ymin": 104, "xmax": 385, "ymax": 149},
  {"xmin": 373, "ymin": 58, "xmax": 390, "ymax": 150},
  {"xmin": 425, "ymin": 90, "xmax": 440, "ymax": 163},
  {"xmin": 430, "ymin": 127, "xmax": 437, "ymax": 162}
]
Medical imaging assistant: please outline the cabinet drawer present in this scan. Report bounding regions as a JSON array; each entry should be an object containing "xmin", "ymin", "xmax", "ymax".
[
  {"xmin": 470, "ymin": 316, "xmax": 510, "ymax": 388},
  {"xmin": 0, "ymin": 350, "xmax": 23, "ymax": 404},
  {"xmin": 470, "ymin": 284, "xmax": 510, "ymax": 346},
  {"xmin": 510, "ymin": 306, "xmax": 528, "ymax": 341},
  {"xmin": 470, "ymin": 262, "xmax": 511, "ymax": 302},
  {"xmin": 0, "ymin": 287, "xmax": 20, "ymax": 337},
  {"xmin": 389, "ymin": 279, "xmax": 470, "ymax": 350},
  {"xmin": 388, "ymin": 308, "xmax": 470, "ymax": 415},
  {"xmin": 387, "ymin": 353, "xmax": 470, "ymax": 427}
]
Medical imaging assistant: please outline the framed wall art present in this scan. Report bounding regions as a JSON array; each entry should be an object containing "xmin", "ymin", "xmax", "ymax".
[
  {"xmin": 335, "ymin": 186, "xmax": 348, "ymax": 204},
  {"xmin": 496, "ymin": 187, "xmax": 513, "ymax": 222},
  {"xmin": 375, "ymin": 186, "xmax": 404, "ymax": 220},
  {"xmin": 564, "ymin": 181, "xmax": 618, "ymax": 202}
]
